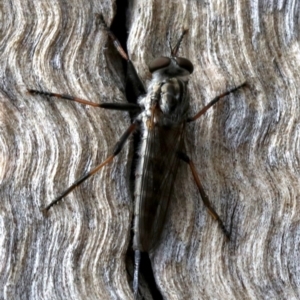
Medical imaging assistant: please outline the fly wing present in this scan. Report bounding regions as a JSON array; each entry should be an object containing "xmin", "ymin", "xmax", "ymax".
[{"xmin": 137, "ymin": 122, "xmax": 185, "ymax": 252}]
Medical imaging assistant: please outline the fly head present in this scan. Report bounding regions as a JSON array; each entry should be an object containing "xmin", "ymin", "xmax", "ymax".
[{"xmin": 148, "ymin": 56, "xmax": 194, "ymax": 79}]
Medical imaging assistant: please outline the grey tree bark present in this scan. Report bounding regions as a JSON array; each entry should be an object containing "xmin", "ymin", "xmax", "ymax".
[{"xmin": 1, "ymin": 0, "xmax": 300, "ymax": 299}]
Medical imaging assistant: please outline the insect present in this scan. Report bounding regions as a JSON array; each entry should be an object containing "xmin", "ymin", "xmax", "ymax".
[{"xmin": 28, "ymin": 15, "xmax": 246, "ymax": 299}]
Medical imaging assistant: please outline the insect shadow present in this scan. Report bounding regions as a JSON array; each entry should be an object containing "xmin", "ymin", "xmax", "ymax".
[{"xmin": 28, "ymin": 14, "xmax": 247, "ymax": 299}]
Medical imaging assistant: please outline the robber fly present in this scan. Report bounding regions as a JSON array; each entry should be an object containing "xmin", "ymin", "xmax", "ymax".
[{"xmin": 28, "ymin": 14, "xmax": 246, "ymax": 299}]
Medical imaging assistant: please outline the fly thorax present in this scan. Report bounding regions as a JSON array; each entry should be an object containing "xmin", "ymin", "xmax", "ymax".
[
  {"xmin": 139, "ymin": 82, "xmax": 161, "ymax": 113},
  {"xmin": 158, "ymin": 78, "xmax": 189, "ymax": 124},
  {"xmin": 138, "ymin": 78, "xmax": 189, "ymax": 126},
  {"xmin": 159, "ymin": 78, "xmax": 182, "ymax": 114},
  {"xmin": 150, "ymin": 82, "xmax": 163, "ymax": 105}
]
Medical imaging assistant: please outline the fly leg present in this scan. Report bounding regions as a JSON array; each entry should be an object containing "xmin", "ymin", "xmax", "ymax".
[
  {"xmin": 182, "ymin": 83, "xmax": 247, "ymax": 238},
  {"xmin": 28, "ymin": 13, "xmax": 147, "ymax": 109},
  {"xmin": 28, "ymin": 81, "xmax": 140, "ymax": 214},
  {"xmin": 187, "ymin": 82, "xmax": 247, "ymax": 122},
  {"xmin": 96, "ymin": 14, "xmax": 146, "ymax": 99},
  {"xmin": 177, "ymin": 151, "xmax": 230, "ymax": 239},
  {"xmin": 41, "ymin": 122, "xmax": 138, "ymax": 215},
  {"xmin": 27, "ymin": 89, "xmax": 141, "ymax": 112}
]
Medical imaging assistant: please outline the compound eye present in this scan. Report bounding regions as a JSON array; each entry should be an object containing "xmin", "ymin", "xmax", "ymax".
[
  {"xmin": 148, "ymin": 57, "xmax": 171, "ymax": 73},
  {"xmin": 175, "ymin": 57, "xmax": 194, "ymax": 74}
]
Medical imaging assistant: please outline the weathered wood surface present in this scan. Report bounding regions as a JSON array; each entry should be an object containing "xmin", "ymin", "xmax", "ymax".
[{"xmin": 1, "ymin": 0, "xmax": 300, "ymax": 299}]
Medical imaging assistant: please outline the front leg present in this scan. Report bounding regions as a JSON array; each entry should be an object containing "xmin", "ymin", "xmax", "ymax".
[
  {"xmin": 186, "ymin": 82, "xmax": 247, "ymax": 122},
  {"xmin": 96, "ymin": 14, "xmax": 146, "ymax": 100}
]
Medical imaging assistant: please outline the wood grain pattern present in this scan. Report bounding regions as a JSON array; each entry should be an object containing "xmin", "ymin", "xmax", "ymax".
[{"xmin": 1, "ymin": 0, "xmax": 300, "ymax": 299}]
